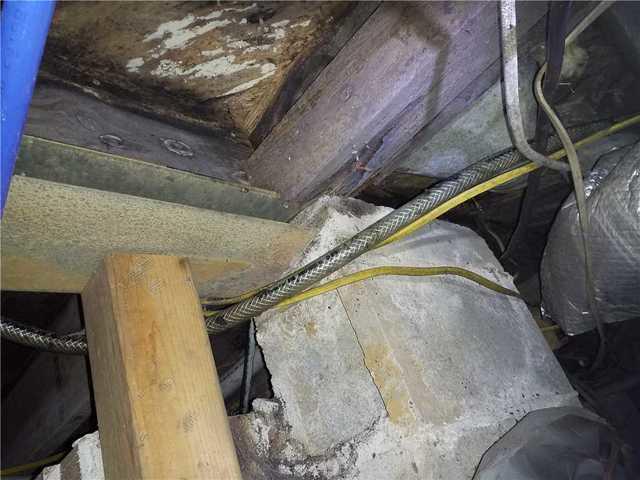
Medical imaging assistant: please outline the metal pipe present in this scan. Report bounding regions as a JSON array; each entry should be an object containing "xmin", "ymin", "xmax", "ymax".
[{"xmin": 1, "ymin": 0, "xmax": 56, "ymax": 216}]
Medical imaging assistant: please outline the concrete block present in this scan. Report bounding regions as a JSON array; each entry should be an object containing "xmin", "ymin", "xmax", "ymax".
[
  {"xmin": 238, "ymin": 197, "xmax": 577, "ymax": 479},
  {"xmin": 42, "ymin": 197, "xmax": 577, "ymax": 479}
]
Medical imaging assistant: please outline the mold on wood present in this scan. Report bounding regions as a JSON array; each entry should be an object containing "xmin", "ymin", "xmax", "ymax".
[{"xmin": 41, "ymin": 1, "xmax": 361, "ymax": 140}]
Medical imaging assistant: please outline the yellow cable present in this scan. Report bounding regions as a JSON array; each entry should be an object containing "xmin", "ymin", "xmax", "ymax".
[
  {"xmin": 540, "ymin": 324, "xmax": 561, "ymax": 333},
  {"xmin": 377, "ymin": 163, "xmax": 538, "ymax": 247},
  {"xmin": 1, "ymin": 451, "xmax": 66, "ymax": 476},
  {"xmin": 202, "ymin": 286, "xmax": 264, "ymax": 307},
  {"xmin": 276, "ymin": 265, "xmax": 520, "ymax": 309},
  {"xmin": 378, "ymin": 114, "xmax": 640, "ymax": 246},
  {"xmin": 202, "ymin": 115, "xmax": 640, "ymax": 309}
]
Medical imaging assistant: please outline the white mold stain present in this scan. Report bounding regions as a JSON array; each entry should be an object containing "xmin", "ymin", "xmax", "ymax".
[
  {"xmin": 291, "ymin": 19, "xmax": 312, "ymax": 28},
  {"xmin": 124, "ymin": 4, "xmax": 316, "ymax": 95},
  {"xmin": 144, "ymin": 14, "xmax": 231, "ymax": 55},
  {"xmin": 271, "ymin": 19, "xmax": 291, "ymax": 28},
  {"xmin": 126, "ymin": 57, "xmax": 144, "ymax": 73},
  {"xmin": 244, "ymin": 44, "xmax": 274, "ymax": 53},
  {"xmin": 222, "ymin": 63, "xmax": 277, "ymax": 96},
  {"xmin": 227, "ymin": 39, "xmax": 251, "ymax": 49},
  {"xmin": 266, "ymin": 28, "xmax": 287, "ymax": 41},
  {"xmin": 202, "ymin": 48, "xmax": 224, "ymax": 57}
]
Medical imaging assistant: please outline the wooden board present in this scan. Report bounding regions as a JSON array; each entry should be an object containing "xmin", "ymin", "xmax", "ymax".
[
  {"xmin": 16, "ymin": 135, "xmax": 294, "ymax": 222},
  {"xmin": 82, "ymin": 254, "xmax": 241, "ymax": 479},
  {"xmin": 1, "ymin": 176, "xmax": 312, "ymax": 297},
  {"xmin": 250, "ymin": 2, "xmax": 378, "ymax": 145},
  {"xmin": 42, "ymin": 1, "xmax": 364, "ymax": 140},
  {"xmin": 245, "ymin": 2, "xmax": 548, "ymax": 204},
  {"xmin": 366, "ymin": 3, "xmax": 551, "ymax": 185},
  {"xmin": 26, "ymin": 83, "xmax": 252, "ymax": 184}
]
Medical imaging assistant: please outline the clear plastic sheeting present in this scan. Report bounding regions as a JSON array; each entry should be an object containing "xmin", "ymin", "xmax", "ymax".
[
  {"xmin": 473, "ymin": 407, "xmax": 632, "ymax": 479},
  {"xmin": 541, "ymin": 142, "xmax": 640, "ymax": 335}
]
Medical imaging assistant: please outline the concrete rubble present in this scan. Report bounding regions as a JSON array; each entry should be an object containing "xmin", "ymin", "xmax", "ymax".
[{"xmin": 40, "ymin": 196, "xmax": 578, "ymax": 479}]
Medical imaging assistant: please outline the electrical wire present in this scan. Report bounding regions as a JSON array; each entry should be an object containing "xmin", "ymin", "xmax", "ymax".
[
  {"xmin": 206, "ymin": 151, "xmax": 528, "ymax": 334},
  {"xmin": 376, "ymin": 115, "xmax": 640, "ymax": 246},
  {"xmin": 2, "ymin": 115, "xmax": 638, "ymax": 353},
  {"xmin": 500, "ymin": 0, "xmax": 573, "ymax": 261},
  {"xmin": 241, "ymin": 319, "xmax": 257, "ymax": 414},
  {"xmin": 275, "ymin": 266, "xmax": 520, "ymax": 310},
  {"xmin": 499, "ymin": 0, "xmax": 571, "ymax": 171},
  {"xmin": 534, "ymin": 66, "xmax": 605, "ymax": 365},
  {"xmin": 531, "ymin": 0, "xmax": 615, "ymax": 370},
  {"xmin": 0, "ymin": 451, "xmax": 67, "ymax": 476},
  {"xmin": 207, "ymin": 116, "xmax": 640, "ymax": 310},
  {"xmin": 207, "ymin": 117, "xmax": 638, "ymax": 332}
]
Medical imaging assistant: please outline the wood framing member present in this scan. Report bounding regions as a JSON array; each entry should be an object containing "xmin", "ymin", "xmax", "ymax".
[
  {"xmin": 81, "ymin": 254, "xmax": 241, "ymax": 479},
  {"xmin": 1, "ymin": 175, "xmax": 312, "ymax": 297},
  {"xmin": 250, "ymin": 2, "xmax": 379, "ymax": 145},
  {"xmin": 245, "ymin": 2, "xmax": 547, "ymax": 205}
]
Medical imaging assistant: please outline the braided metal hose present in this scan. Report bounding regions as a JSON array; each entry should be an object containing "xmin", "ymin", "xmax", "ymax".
[
  {"xmin": 0, "ymin": 317, "xmax": 88, "ymax": 355},
  {"xmin": 1, "ymin": 150, "xmax": 524, "ymax": 352},
  {"xmin": 207, "ymin": 150, "xmax": 524, "ymax": 334}
]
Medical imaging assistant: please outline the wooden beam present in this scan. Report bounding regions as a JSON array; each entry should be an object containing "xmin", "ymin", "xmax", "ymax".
[
  {"xmin": 82, "ymin": 254, "xmax": 241, "ymax": 479},
  {"xmin": 245, "ymin": 2, "xmax": 547, "ymax": 205},
  {"xmin": 41, "ymin": 2, "xmax": 357, "ymax": 139},
  {"xmin": 362, "ymin": 3, "xmax": 552, "ymax": 189},
  {"xmin": 250, "ymin": 2, "xmax": 378, "ymax": 146},
  {"xmin": 27, "ymin": 83, "xmax": 252, "ymax": 183},
  {"xmin": 1, "ymin": 176, "xmax": 312, "ymax": 297},
  {"xmin": 16, "ymin": 135, "xmax": 294, "ymax": 222}
]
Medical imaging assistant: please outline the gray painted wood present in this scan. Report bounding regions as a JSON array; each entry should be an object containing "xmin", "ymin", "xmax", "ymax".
[
  {"xmin": 245, "ymin": 2, "xmax": 547, "ymax": 205},
  {"xmin": 26, "ymin": 83, "xmax": 252, "ymax": 184},
  {"xmin": 15, "ymin": 136, "xmax": 295, "ymax": 222},
  {"xmin": 250, "ymin": 2, "xmax": 379, "ymax": 145}
]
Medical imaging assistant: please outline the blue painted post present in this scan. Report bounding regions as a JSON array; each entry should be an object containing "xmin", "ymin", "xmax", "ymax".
[{"xmin": 1, "ymin": 0, "xmax": 56, "ymax": 216}]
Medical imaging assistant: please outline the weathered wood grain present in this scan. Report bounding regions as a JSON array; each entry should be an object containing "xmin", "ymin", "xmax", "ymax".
[
  {"xmin": 250, "ymin": 2, "xmax": 379, "ymax": 145},
  {"xmin": 42, "ymin": 1, "xmax": 354, "ymax": 138},
  {"xmin": 82, "ymin": 254, "xmax": 241, "ymax": 479},
  {"xmin": 246, "ymin": 1, "xmax": 547, "ymax": 205}
]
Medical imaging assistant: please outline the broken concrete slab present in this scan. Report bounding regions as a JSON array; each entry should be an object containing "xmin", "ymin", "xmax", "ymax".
[
  {"xmin": 239, "ymin": 196, "xmax": 578, "ymax": 478},
  {"xmin": 36, "ymin": 432, "xmax": 103, "ymax": 480}
]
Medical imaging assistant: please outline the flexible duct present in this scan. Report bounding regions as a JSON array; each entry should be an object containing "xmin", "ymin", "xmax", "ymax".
[{"xmin": 541, "ymin": 143, "xmax": 640, "ymax": 335}]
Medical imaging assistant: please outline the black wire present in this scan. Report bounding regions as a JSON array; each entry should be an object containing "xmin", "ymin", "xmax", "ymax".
[
  {"xmin": 501, "ymin": 1, "xmax": 573, "ymax": 263},
  {"xmin": 240, "ymin": 319, "xmax": 257, "ymax": 414}
]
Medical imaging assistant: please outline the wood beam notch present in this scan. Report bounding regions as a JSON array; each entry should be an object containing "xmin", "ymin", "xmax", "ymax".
[{"xmin": 81, "ymin": 253, "xmax": 241, "ymax": 479}]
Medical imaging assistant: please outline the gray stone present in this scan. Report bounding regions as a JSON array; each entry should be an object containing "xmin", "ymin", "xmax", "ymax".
[{"xmin": 235, "ymin": 196, "xmax": 577, "ymax": 479}]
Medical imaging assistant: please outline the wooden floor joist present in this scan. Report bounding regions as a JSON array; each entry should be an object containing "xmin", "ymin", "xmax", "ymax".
[
  {"xmin": 82, "ymin": 254, "xmax": 242, "ymax": 479},
  {"xmin": 245, "ymin": 2, "xmax": 547, "ymax": 205}
]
